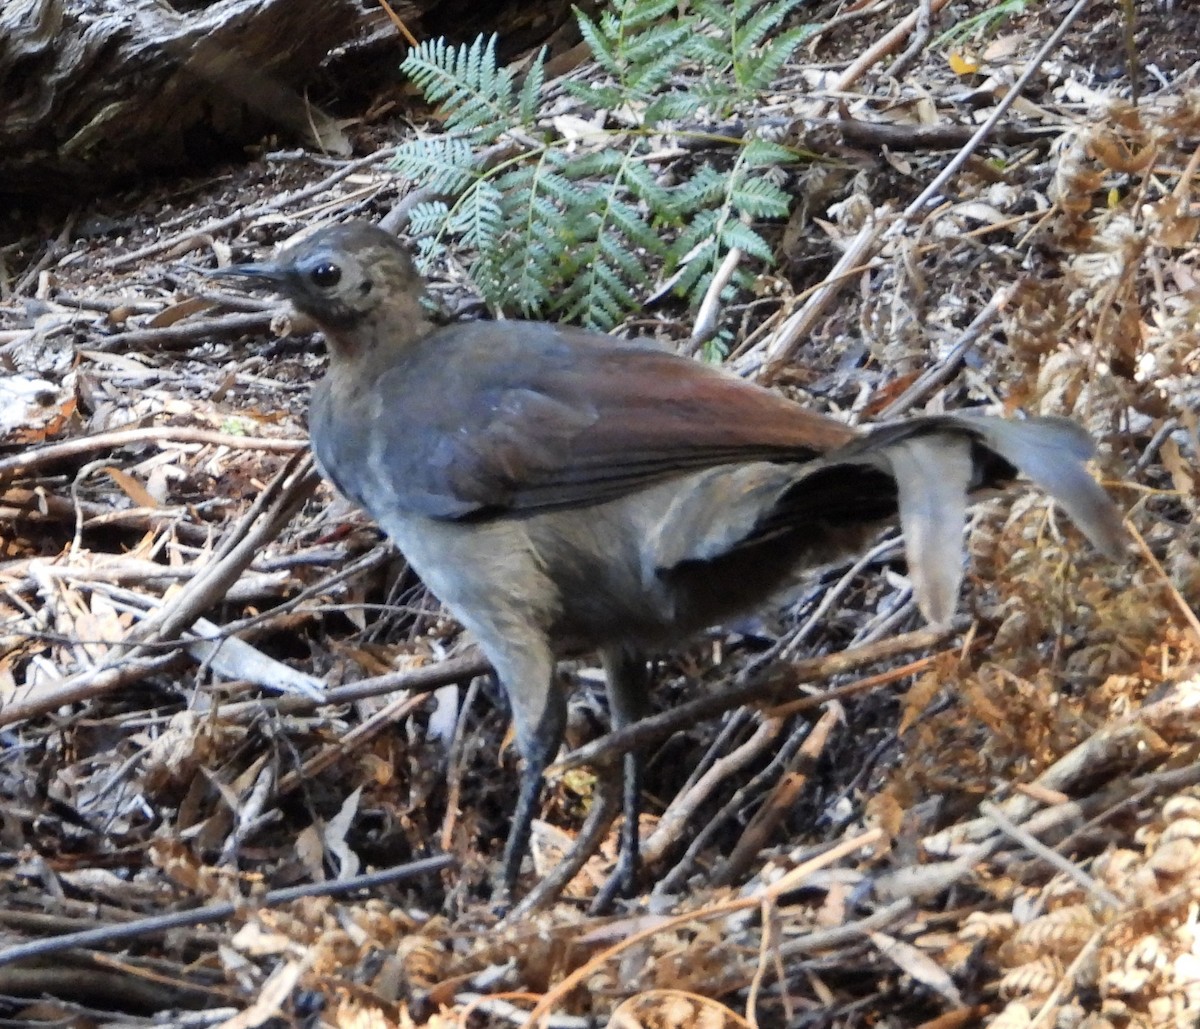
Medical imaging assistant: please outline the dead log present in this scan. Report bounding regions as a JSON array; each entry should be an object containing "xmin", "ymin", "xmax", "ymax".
[{"xmin": 0, "ymin": 0, "xmax": 373, "ymax": 199}]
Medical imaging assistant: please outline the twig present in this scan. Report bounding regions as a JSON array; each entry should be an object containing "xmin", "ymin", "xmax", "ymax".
[
  {"xmin": 14, "ymin": 216, "xmax": 76, "ymax": 297},
  {"xmin": 652, "ymin": 718, "xmax": 813, "ymax": 897},
  {"xmin": 551, "ymin": 625, "xmax": 955, "ymax": 774},
  {"xmin": 0, "ymin": 426, "xmax": 304, "ymax": 486},
  {"xmin": 506, "ymin": 780, "xmax": 621, "ymax": 919},
  {"xmin": 0, "ymin": 454, "xmax": 318, "ymax": 726},
  {"xmin": 520, "ymin": 829, "xmax": 884, "ymax": 1028},
  {"xmin": 1127, "ymin": 519, "xmax": 1200, "ymax": 645},
  {"xmin": 806, "ymin": 0, "xmax": 893, "ymax": 48},
  {"xmin": 775, "ymin": 898, "xmax": 914, "ymax": 958},
  {"xmin": 781, "ymin": 537, "xmax": 904, "ymax": 658},
  {"xmin": 274, "ymin": 690, "xmax": 430, "ymax": 796},
  {"xmin": 878, "ymin": 283, "xmax": 1017, "ymax": 418},
  {"xmin": 643, "ymin": 714, "xmax": 785, "ymax": 868},
  {"xmin": 922, "ymin": 678, "xmax": 1200, "ymax": 853},
  {"xmin": 1132, "ymin": 417, "xmax": 1180, "ymax": 474},
  {"xmin": 687, "ymin": 244, "xmax": 744, "ymax": 355},
  {"xmin": 888, "ymin": 0, "xmax": 1094, "ymax": 234},
  {"xmin": 90, "ymin": 310, "xmax": 281, "ymax": 353},
  {"xmin": 760, "ymin": 0, "xmax": 1089, "ymax": 384},
  {"xmin": 979, "ymin": 801, "xmax": 1122, "ymax": 910},
  {"xmin": 219, "ymin": 652, "xmax": 493, "ymax": 718},
  {"xmin": 759, "ymin": 216, "xmax": 886, "ymax": 380},
  {"xmin": 0, "ymin": 856, "xmax": 454, "ymax": 967},
  {"xmin": 833, "ymin": 0, "xmax": 954, "ymax": 92},
  {"xmin": 100, "ymin": 151, "xmax": 394, "ymax": 270},
  {"xmin": 1028, "ymin": 928, "xmax": 1105, "ymax": 1029},
  {"xmin": 836, "ymin": 118, "xmax": 1061, "ymax": 151},
  {"xmin": 885, "ymin": 0, "xmax": 934, "ymax": 80},
  {"xmin": 132, "ymin": 453, "xmax": 318, "ymax": 644},
  {"xmin": 457, "ymin": 995, "xmax": 588, "ymax": 1029},
  {"xmin": 441, "ymin": 677, "xmax": 482, "ymax": 853},
  {"xmin": 711, "ymin": 705, "xmax": 841, "ymax": 887}
]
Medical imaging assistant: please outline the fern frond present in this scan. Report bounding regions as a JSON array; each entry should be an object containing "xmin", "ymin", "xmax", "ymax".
[
  {"xmin": 562, "ymin": 80, "xmax": 627, "ymax": 110},
  {"xmin": 575, "ymin": 9, "xmax": 622, "ymax": 79},
  {"xmin": 406, "ymin": 201, "xmax": 451, "ymax": 237},
  {"xmin": 517, "ymin": 48, "xmax": 547, "ymax": 125},
  {"xmin": 391, "ymin": 138, "xmax": 477, "ymax": 194},
  {"xmin": 670, "ymin": 237, "xmax": 721, "ymax": 298},
  {"xmin": 573, "ymin": 1, "xmax": 690, "ymax": 103},
  {"xmin": 599, "ymin": 228, "xmax": 651, "ymax": 281},
  {"xmin": 449, "ymin": 180, "xmax": 505, "ymax": 252},
  {"xmin": 736, "ymin": 24, "xmax": 813, "ymax": 92},
  {"xmin": 687, "ymin": 33, "xmax": 732, "ymax": 71},
  {"xmin": 729, "ymin": 179, "xmax": 790, "ymax": 220},
  {"xmin": 736, "ymin": 0, "xmax": 797, "ymax": 54},
  {"xmin": 401, "ymin": 36, "xmax": 516, "ymax": 142},
  {"xmin": 720, "ymin": 218, "xmax": 774, "ymax": 261},
  {"xmin": 740, "ymin": 139, "xmax": 798, "ymax": 169},
  {"xmin": 671, "ymin": 208, "xmax": 722, "ymax": 261},
  {"xmin": 619, "ymin": 160, "xmax": 677, "ymax": 217},
  {"xmin": 621, "ymin": 25, "xmax": 693, "ymax": 94},
  {"xmin": 397, "ymin": 1, "xmax": 808, "ymax": 330},
  {"xmin": 604, "ymin": 197, "xmax": 666, "ymax": 257},
  {"xmin": 643, "ymin": 90, "xmax": 708, "ymax": 124},
  {"xmin": 673, "ymin": 165, "xmax": 728, "ymax": 211},
  {"xmin": 619, "ymin": 0, "xmax": 680, "ymax": 31}
]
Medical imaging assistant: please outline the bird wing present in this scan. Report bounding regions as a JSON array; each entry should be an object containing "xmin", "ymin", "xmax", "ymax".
[{"xmin": 368, "ymin": 323, "xmax": 857, "ymax": 519}]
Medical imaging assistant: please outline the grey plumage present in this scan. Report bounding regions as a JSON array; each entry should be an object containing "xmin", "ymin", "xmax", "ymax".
[{"xmin": 214, "ymin": 220, "xmax": 1126, "ymax": 902}]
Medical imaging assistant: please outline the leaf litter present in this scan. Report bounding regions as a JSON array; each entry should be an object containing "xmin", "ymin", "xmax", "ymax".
[{"xmin": 0, "ymin": 2, "xmax": 1199, "ymax": 1026}]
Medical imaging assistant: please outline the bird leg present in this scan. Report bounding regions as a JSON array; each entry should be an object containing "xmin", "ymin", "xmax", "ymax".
[
  {"xmin": 506, "ymin": 771, "xmax": 621, "ymax": 919},
  {"xmin": 590, "ymin": 645, "xmax": 652, "ymax": 912},
  {"xmin": 485, "ymin": 641, "xmax": 566, "ymax": 901}
]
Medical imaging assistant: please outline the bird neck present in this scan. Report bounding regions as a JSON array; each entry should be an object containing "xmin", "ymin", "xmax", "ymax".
[{"xmin": 321, "ymin": 297, "xmax": 435, "ymax": 363}]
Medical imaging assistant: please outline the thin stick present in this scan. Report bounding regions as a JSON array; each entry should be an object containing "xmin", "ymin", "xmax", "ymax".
[
  {"xmin": 979, "ymin": 801, "xmax": 1122, "ymax": 910},
  {"xmin": 552, "ymin": 625, "xmax": 955, "ymax": 773},
  {"xmin": 0, "ymin": 426, "xmax": 304, "ymax": 486},
  {"xmin": 0, "ymin": 856, "xmax": 454, "ymax": 967},
  {"xmin": 520, "ymin": 830, "xmax": 884, "ymax": 1028}
]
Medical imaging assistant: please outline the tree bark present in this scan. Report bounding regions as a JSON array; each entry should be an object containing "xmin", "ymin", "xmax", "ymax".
[{"xmin": 0, "ymin": 0, "xmax": 369, "ymax": 200}]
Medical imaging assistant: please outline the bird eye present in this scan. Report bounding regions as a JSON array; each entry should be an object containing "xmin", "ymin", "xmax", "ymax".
[{"xmin": 309, "ymin": 262, "xmax": 341, "ymax": 288}]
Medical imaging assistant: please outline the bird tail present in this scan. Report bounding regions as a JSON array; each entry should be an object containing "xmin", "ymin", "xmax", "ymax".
[{"xmin": 859, "ymin": 414, "xmax": 1126, "ymax": 623}]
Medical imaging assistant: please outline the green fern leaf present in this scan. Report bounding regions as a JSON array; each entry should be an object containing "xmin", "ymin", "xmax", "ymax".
[
  {"xmin": 449, "ymin": 180, "xmax": 504, "ymax": 251},
  {"xmin": 401, "ymin": 35, "xmax": 515, "ymax": 142},
  {"xmin": 736, "ymin": 0, "xmax": 800, "ymax": 53},
  {"xmin": 620, "ymin": 0, "xmax": 681, "ymax": 30},
  {"xmin": 619, "ymin": 161, "xmax": 677, "ymax": 217},
  {"xmin": 407, "ymin": 201, "xmax": 451, "ymax": 237},
  {"xmin": 738, "ymin": 24, "xmax": 813, "ymax": 92},
  {"xmin": 740, "ymin": 139, "xmax": 798, "ymax": 169},
  {"xmin": 671, "ymin": 208, "xmax": 721, "ymax": 260},
  {"xmin": 643, "ymin": 90, "xmax": 707, "ymax": 124},
  {"xmin": 574, "ymin": 9, "xmax": 621, "ymax": 79},
  {"xmin": 562, "ymin": 80, "xmax": 627, "ymax": 109},
  {"xmin": 391, "ymin": 138, "xmax": 477, "ymax": 194},
  {"xmin": 517, "ymin": 48, "xmax": 548, "ymax": 124},
  {"xmin": 672, "ymin": 165, "xmax": 728, "ymax": 212},
  {"xmin": 605, "ymin": 197, "xmax": 666, "ymax": 257},
  {"xmin": 670, "ymin": 238, "xmax": 721, "ymax": 298},
  {"xmin": 719, "ymin": 218, "xmax": 774, "ymax": 261},
  {"xmin": 728, "ymin": 175, "xmax": 791, "ymax": 219},
  {"xmin": 687, "ymin": 34, "xmax": 732, "ymax": 69}
]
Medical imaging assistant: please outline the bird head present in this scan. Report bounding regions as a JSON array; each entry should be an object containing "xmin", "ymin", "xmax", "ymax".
[{"xmin": 211, "ymin": 221, "xmax": 427, "ymax": 336}]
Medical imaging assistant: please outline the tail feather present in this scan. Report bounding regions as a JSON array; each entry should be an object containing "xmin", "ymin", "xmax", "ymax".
[
  {"xmin": 865, "ymin": 413, "xmax": 1126, "ymax": 623},
  {"xmin": 647, "ymin": 411, "xmax": 1125, "ymax": 630},
  {"xmin": 948, "ymin": 414, "xmax": 1127, "ymax": 560},
  {"xmin": 883, "ymin": 436, "xmax": 974, "ymax": 624}
]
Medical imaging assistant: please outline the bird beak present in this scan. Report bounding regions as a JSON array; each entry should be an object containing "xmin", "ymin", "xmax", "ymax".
[{"xmin": 207, "ymin": 260, "xmax": 290, "ymax": 285}]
